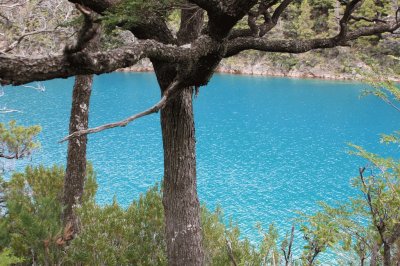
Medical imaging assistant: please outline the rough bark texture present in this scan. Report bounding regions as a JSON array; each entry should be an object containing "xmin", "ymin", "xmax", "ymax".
[
  {"xmin": 384, "ymin": 243, "xmax": 392, "ymax": 266},
  {"xmin": 62, "ymin": 74, "xmax": 93, "ymax": 234},
  {"xmin": 154, "ymin": 7, "xmax": 206, "ymax": 265},
  {"xmin": 161, "ymin": 86, "xmax": 204, "ymax": 266},
  {"xmin": 370, "ymin": 243, "xmax": 378, "ymax": 266},
  {"xmin": 0, "ymin": 42, "xmax": 188, "ymax": 85}
]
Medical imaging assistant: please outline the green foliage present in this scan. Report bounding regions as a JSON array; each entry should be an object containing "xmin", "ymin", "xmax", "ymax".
[
  {"xmin": 67, "ymin": 189, "xmax": 278, "ymax": 266},
  {"xmin": 65, "ymin": 185, "xmax": 166, "ymax": 265},
  {"xmin": 298, "ymin": 0, "xmax": 314, "ymax": 39},
  {"xmin": 282, "ymin": 0, "xmax": 316, "ymax": 39},
  {"xmin": 302, "ymin": 77, "xmax": 400, "ymax": 264},
  {"xmin": 297, "ymin": 210, "xmax": 340, "ymax": 265},
  {"xmin": 0, "ymin": 121, "xmax": 41, "ymax": 160},
  {"xmin": 0, "ymin": 164, "xmax": 283, "ymax": 265},
  {"xmin": 0, "ymin": 164, "xmax": 96, "ymax": 265},
  {"xmin": 0, "ymin": 248, "xmax": 24, "ymax": 266},
  {"xmin": 350, "ymin": 144, "xmax": 400, "ymax": 232},
  {"xmin": 289, "ymin": 76, "xmax": 400, "ymax": 264},
  {"xmin": 103, "ymin": 0, "xmax": 182, "ymax": 32},
  {"xmin": 309, "ymin": 0, "xmax": 335, "ymax": 11},
  {"xmin": 355, "ymin": 0, "xmax": 392, "ymax": 24}
]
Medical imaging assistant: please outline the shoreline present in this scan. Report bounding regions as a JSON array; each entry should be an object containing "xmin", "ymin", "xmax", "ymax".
[{"xmin": 118, "ymin": 65, "xmax": 400, "ymax": 82}]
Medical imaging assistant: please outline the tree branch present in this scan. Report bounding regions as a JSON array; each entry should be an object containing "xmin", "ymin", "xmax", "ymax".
[
  {"xmin": 59, "ymin": 80, "xmax": 181, "ymax": 142},
  {"xmin": 225, "ymin": 20, "xmax": 400, "ymax": 56},
  {"xmin": 64, "ymin": 3, "xmax": 100, "ymax": 54},
  {"xmin": 0, "ymin": 153, "xmax": 17, "ymax": 159},
  {"xmin": 264, "ymin": 0, "xmax": 293, "ymax": 35},
  {"xmin": 230, "ymin": 0, "xmax": 294, "ymax": 38},
  {"xmin": 0, "ymin": 41, "xmax": 190, "ymax": 85},
  {"xmin": 225, "ymin": 238, "xmax": 238, "ymax": 266}
]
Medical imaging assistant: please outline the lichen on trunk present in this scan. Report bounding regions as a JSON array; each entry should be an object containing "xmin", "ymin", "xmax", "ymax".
[{"xmin": 62, "ymin": 74, "xmax": 93, "ymax": 236}]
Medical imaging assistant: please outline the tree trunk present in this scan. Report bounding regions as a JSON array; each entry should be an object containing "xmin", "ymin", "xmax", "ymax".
[
  {"xmin": 161, "ymin": 86, "xmax": 204, "ymax": 266},
  {"xmin": 150, "ymin": 6, "xmax": 205, "ymax": 264},
  {"xmin": 384, "ymin": 243, "xmax": 392, "ymax": 266},
  {"xmin": 370, "ymin": 242, "xmax": 379, "ymax": 266},
  {"xmin": 62, "ymin": 74, "xmax": 93, "ymax": 234}
]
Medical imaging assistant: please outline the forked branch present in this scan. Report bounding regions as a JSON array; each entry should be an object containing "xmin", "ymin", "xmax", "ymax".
[
  {"xmin": 60, "ymin": 80, "xmax": 181, "ymax": 142},
  {"xmin": 64, "ymin": 3, "xmax": 100, "ymax": 54}
]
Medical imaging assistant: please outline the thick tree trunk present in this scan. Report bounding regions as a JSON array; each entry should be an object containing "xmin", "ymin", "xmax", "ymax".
[
  {"xmin": 161, "ymin": 86, "xmax": 204, "ymax": 266},
  {"xmin": 62, "ymin": 74, "xmax": 93, "ymax": 234},
  {"xmin": 152, "ymin": 7, "xmax": 205, "ymax": 264},
  {"xmin": 384, "ymin": 243, "xmax": 392, "ymax": 266}
]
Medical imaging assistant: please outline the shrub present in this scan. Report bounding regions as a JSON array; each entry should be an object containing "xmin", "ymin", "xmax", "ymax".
[{"xmin": 0, "ymin": 164, "xmax": 96, "ymax": 265}]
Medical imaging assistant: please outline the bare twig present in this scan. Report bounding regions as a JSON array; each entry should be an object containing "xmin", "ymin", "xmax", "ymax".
[
  {"xmin": 0, "ymin": 108, "xmax": 22, "ymax": 114},
  {"xmin": 380, "ymin": 97, "xmax": 400, "ymax": 113},
  {"xmin": 350, "ymin": 16, "xmax": 387, "ymax": 23},
  {"xmin": 225, "ymin": 238, "xmax": 238, "ymax": 266},
  {"xmin": 1, "ymin": 29, "xmax": 59, "ymax": 53},
  {"xmin": 281, "ymin": 225, "xmax": 295, "ymax": 266},
  {"xmin": 59, "ymin": 80, "xmax": 181, "ymax": 142},
  {"xmin": 22, "ymin": 82, "xmax": 46, "ymax": 92}
]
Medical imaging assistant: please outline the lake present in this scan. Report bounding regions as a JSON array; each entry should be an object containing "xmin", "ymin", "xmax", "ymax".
[{"xmin": 1, "ymin": 72, "xmax": 399, "ymax": 246}]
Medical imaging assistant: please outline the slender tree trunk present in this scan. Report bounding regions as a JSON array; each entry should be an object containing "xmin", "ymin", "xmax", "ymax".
[
  {"xmin": 62, "ymin": 74, "xmax": 93, "ymax": 234},
  {"xmin": 396, "ymin": 239, "xmax": 400, "ymax": 266},
  {"xmin": 370, "ymin": 242, "xmax": 379, "ymax": 266},
  {"xmin": 384, "ymin": 243, "xmax": 392, "ymax": 266},
  {"xmin": 161, "ymin": 86, "xmax": 204, "ymax": 265}
]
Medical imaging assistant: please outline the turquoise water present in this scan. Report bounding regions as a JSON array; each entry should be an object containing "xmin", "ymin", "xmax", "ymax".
[{"xmin": 1, "ymin": 72, "xmax": 399, "ymax": 245}]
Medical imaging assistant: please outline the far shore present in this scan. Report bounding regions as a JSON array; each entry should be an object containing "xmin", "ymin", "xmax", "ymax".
[{"xmin": 118, "ymin": 66, "xmax": 400, "ymax": 82}]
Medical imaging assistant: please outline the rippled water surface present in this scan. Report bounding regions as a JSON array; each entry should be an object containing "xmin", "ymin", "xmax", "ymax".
[{"xmin": 1, "ymin": 72, "xmax": 399, "ymax": 243}]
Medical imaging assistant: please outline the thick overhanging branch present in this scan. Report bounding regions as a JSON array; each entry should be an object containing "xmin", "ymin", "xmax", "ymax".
[
  {"xmin": 60, "ymin": 80, "xmax": 181, "ymax": 142},
  {"xmin": 0, "ymin": 41, "xmax": 189, "ymax": 86},
  {"xmin": 225, "ymin": 21, "xmax": 400, "ymax": 56}
]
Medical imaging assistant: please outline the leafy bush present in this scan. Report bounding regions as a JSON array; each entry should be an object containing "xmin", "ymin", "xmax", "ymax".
[
  {"xmin": 0, "ymin": 164, "xmax": 96, "ymax": 265},
  {"xmin": 65, "ymin": 185, "xmax": 166, "ymax": 265},
  {"xmin": 0, "ymin": 164, "xmax": 279, "ymax": 266},
  {"xmin": 0, "ymin": 248, "xmax": 24, "ymax": 266},
  {"xmin": 0, "ymin": 121, "xmax": 41, "ymax": 160}
]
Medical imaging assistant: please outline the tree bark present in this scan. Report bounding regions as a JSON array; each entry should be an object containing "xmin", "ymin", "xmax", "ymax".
[
  {"xmin": 62, "ymin": 74, "xmax": 93, "ymax": 234},
  {"xmin": 370, "ymin": 242, "xmax": 378, "ymax": 266},
  {"xmin": 161, "ymin": 86, "xmax": 204, "ymax": 266},
  {"xmin": 384, "ymin": 243, "xmax": 392, "ymax": 266}
]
